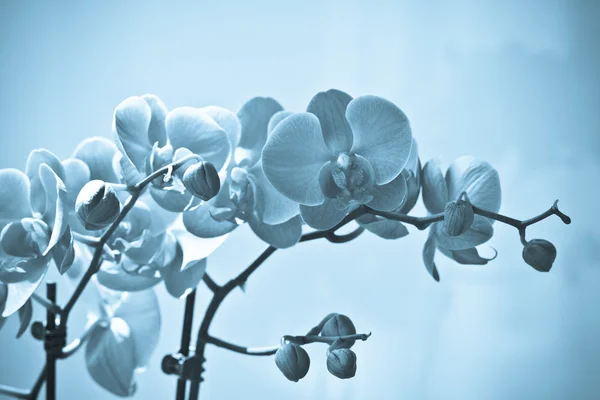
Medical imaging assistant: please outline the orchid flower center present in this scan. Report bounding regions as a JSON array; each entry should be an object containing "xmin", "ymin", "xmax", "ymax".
[{"xmin": 319, "ymin": 153, "xmax": 375, "ymax": 207}]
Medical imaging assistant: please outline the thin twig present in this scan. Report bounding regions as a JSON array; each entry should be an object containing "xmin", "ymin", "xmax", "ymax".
[
  {"xmin": 31, "ymin": 293, "xmax": 61, "ymax": 315},
  {"xmin": 284, "ymin": 332, "xmax": 372, "ymax": 345},
  {"xmin": 364, "ymin": 207, "xmax": 444, "ymax": 230},
  {"xmin": 327, "ymin": 227, "xmax": 365, "ymax": 243},
  {"xmin": 0, "ymin": 385, "xmax": 29, "ymax": 400},
  {"xmin": 29, "ymin": 366, "xmax": 46, "ymax": 400},
  {"xmin": 205, "ymin": 336, "xmax": 279, "ymax": 356}
]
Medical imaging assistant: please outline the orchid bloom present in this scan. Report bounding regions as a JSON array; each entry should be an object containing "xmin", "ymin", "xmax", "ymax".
[
  {"xmin": 421, "ymin": 156, "xmax": 501, "ymax": 280},
  {"xmin": 262, "ymin": 89, "xmax": 413, "ymax": 230},
  {"xmin": 182, "ymin": 97, "xmax": 302, "ymax": 249}
]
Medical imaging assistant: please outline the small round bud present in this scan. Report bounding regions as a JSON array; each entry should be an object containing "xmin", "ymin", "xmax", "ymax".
[
  {"xmin": 443, "ymin": 199, "xmax": 474, "ymax": 237},
  {"xmin": 182, "ymin": 162, "xmax": 221, "ymax": 201},
  {"xmin": 275, "ymin": 343, "xmax": 310, "ymax": 382},
  {"xmin": 30, "ymin": 321, "xmax": 45, "ymax": 341},
  {"xmin": 321, "ymin": 314, "xmax": 356, "ymax": 348},
  {"xmin": 522, "ymin": 239, "xmax": 556, "ymax": 272},
  {"xmin": 326, "ymin": 348, "xmax": 357, "ymax": 379},
  {"xmin": 75, "ymin": 180, "xmax": 121, "ymax": 231}
]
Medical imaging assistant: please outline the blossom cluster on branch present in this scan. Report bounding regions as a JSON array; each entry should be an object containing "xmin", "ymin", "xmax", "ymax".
[{"xmin": 0, "ymin": 89, "xmax": 570, "ymax": 398}]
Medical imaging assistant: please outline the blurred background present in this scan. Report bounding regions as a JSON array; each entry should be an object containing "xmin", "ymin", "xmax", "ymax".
[{"xmin": 1, "ymin": 0, "xmax": 599, "ymax": 399}]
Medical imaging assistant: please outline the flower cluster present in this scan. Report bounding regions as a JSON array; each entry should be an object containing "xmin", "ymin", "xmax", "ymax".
[{"xmin": 0, "ymin": 88, "xmax": 569, "ymax": 397}]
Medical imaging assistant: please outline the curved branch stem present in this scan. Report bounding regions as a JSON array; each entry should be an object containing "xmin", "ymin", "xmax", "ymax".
[
  {"xmin": 206, "ymin": 336, "xmax": 279, "ymax": 356},
  {"xmin": 364, "ymin": 207, "xmax": 444, "ymax": 230},
  {"xmin": 472, "ymin": 199, "xmax": 571, "ymax": 243},
  {"xmin": 365, "ymin": 200, "xmax": 571, "ymax": 245},
  {"xmin": 0, "ymin": 385, "xmax": 29, "ymax": 400}
]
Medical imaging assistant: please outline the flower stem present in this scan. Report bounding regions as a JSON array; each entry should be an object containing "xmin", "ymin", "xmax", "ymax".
[
  {"xmin": 175, "ymin": 290, "xmax": 197, "ymax": 400},
  {"xmin": 363, "ymin": 207, "xmax": 444, "ymax": 230},
  {"xmin": 472, "ymin": 199, "xmax": 571, "ymax": 244},
  {"xmin": 45, "ymin": 283, "xmax": 57, "ymax": 400}
]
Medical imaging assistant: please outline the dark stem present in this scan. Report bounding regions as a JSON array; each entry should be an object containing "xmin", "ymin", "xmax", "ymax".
[
  {"xmin": 45, "ymin": 283, "xmax": 56, "ymax": 400},
  {"xmin": 0, "ymin": 386, "xmax": 29, "ymax": 400},
  {"xmin": 205, "ymin": 336, "xmax": 279, "ymax": 356},
  {"xmin": 186, "ymin": 208, "xmax": 365, "ymax": 400},
  {"xmin": 472, "ymin": 199, "xmax": 571, "ymax": 245},
  {"xmin": 176, "ymin": 290, "xmax": 197, "ymax": 400},
  {"xmin": 29, "ymin": 366, "xmax": 47, "ymax": 400},
  {"xmin": 0, "ymin": 366, "xmax": 47, "ymax": 400},
  {"xmin": 364, "ymin": 207, "xmax": 444, "ymax": 230}
]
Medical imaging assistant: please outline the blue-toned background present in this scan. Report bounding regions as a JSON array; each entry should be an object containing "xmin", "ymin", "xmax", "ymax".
[{"xmin": 1, "ymin": 1, "xmax": 599, "ymax": 399}]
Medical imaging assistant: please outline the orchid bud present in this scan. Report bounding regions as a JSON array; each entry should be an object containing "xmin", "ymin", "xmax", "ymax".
[
  {"xmin": 522, "ymin": 239, "xmax": 556, "ymax": 272},
  {"xmin": 321, "ymin": 314, "xmax": 356, "ymax": 348},
  {"xmin": 327, "ymin": 348, "xmax": 357, "ymax": 379},
  {"xmin": 75, "ymin": 180, "xmax": 121, "ymax": 231},
  {"xmin": 443, "ymin": 199, "xmax": 474, "ymax": 237},
  {"xmin": 182, "ymin": 162, "xmax": 220, "ymax": 201},
  {"xmin": 275, "ymin": 343, "xmax": 310, "ymax": 382}
]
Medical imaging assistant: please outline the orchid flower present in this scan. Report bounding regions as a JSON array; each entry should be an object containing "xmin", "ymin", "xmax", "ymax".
[
  {"xmin": 182, "ymin": 97, "xmax": 302, "ymax": 249},
  {"xmin": 421, "ymin": 156, "xmax": 501, "ymax": 280},
  {"xmin": 262, "ymin": 89, "xmax": 413, "ymax": 230}
]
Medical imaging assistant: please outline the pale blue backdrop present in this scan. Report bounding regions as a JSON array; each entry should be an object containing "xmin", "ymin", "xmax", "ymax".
[{"xmin": 1, "ymin": 0, "xmax": 599, "ymax": 399}]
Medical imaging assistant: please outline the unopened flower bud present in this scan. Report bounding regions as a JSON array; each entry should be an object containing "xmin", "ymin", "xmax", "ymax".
[
  {"xmin": 327, "ymin": 348, "xmax": 357, "ymax": 379},
  {"xmin": 275, "ymin": 343, "xmax": 310, "ymax": 382},
  {"xmin": 443, "ymin": 199, "xmax": 474, "ymax": 237},
  {"xmin": 182, "ymin": 162, "xmax": 220, "ymax": 201},
  {"xmin": 321, "ymin": 314, "xmax": 356, "ymax": 348},
  {"xmin": 75, "ymin": 180, "xmax": 121, "ymax": 231},
  {"xmin": 522, "ymin": 239, "xmax": 556, "ymax": 272}
]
